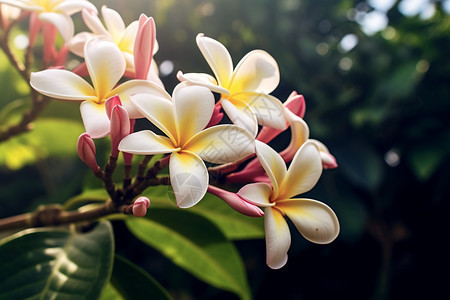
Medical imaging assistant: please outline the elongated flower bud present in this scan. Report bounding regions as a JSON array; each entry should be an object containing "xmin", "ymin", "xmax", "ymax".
[
  {"xmin": 110, "ymin": 104, "xmax": 130, "ymax": 158},
  {"xmin": 77, "ymin": 133, "xmax": 100, "ymax": 172},
  {"xmin": 132, "ymin": 196, "xmax": 150, "ymax": 217},
  {"xmin": 208, "ymin": 185, "xmax": 264, "ymax": 217},
  {"xmin": 134, "ymin": 14, "xmax": 156, "ymax": 80}
]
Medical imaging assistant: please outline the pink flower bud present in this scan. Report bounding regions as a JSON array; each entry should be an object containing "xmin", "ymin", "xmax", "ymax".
[
  {"xmin": 122, "ymin": 118, "xmax": 135, "ymax": 166},
  {"xmin": 71, "ymin": 62, "xmax": 89, "ymax": 77},
  {"xmin": 105, "ymin": 95, "xmax": 122, "ymax": 119},
  {"xmin": 132, "ymin": 196, "xmax": 150, "ymax": 217},
  {"xmin": 207, "ymin": 186, "xmax": 264, "ymax": 217},
  {"xmin": 28, "ymin": 13, "xmax": 42, "ymax": 47},
  {"xmin": 308, "ymin": 139, "xmax": 338, "ymax": 169},
  {"xmin": 77, "ymin": 133, "xmax": 100, "ymax": 172},
  {"xmin": 205, "ymin": 103, "xmax": 223, "ymax": 128},
  {"xmin": 110, "ymin": 104, "xmax": 130, "ymax": 158},
  {"xmin": 134, "ymin": 14, "xmax": 156, "ymax": 80},
  {"xmin": 42, "ymin": 22, "xmax": 57, "ymax": 64}
]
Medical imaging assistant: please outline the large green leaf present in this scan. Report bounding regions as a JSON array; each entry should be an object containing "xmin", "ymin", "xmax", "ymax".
[
  {"xmin": 126, "ymin": 209, "xmax": 251, "ymax": 300},
  {"xmin": 143, "ymin": 185, "xmax": 264, "ymax": 240},
  {"xmin": 0, "ymin": 221, "xmax": 114, "ymax": 300},
  {"xmin": 107, "ymin": 254, "xmax": 172, "ymax": 300}
]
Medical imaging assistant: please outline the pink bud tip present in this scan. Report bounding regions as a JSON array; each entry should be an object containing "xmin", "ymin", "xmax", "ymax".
[
  {"xmin": 208, "ymin": 186, "xmax": 264, "ymax": 217},
  {"xmin": 132, "ymin": 197, "xmax": 150, "ymax": 217},
  {"xmin": 77, "ymin": 133, "xmax": 100, "ymax": 172},
  {"xmin": 206, "ymin": 103, "xmax": 223, "ymax": 128},
  {"xmin": 105, "ymin": 95, "xmax": 122, "ymax": 119},
  {"xmin": 110, "ymin": 103, "xmax": 130, "ymax": 157},
  {"xmin": 134, "ymin": 15, "xmax": 156, "ymax": 80},
  {"xmin": 285, "ymin": 92, "xmax": 306, "ymax": 119}
]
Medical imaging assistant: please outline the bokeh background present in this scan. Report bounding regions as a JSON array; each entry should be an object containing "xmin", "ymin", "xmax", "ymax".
[{"xmin": 1, "ymin": 0, "xmax": 449, "ymax": 299}]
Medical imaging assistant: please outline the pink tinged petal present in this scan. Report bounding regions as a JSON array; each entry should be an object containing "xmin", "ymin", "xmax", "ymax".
[
  {"xmin": 176, "ymin": 71, "xmax": 229, "ymax": 95},
  {"xmin": 101, "ymin": 5, "xmax": 125, "ymax": 40},
  {"xmin": 105, "ymin": 95, "xmax": 122, "ymax": 119},
  {"xmin": 110, "ymin": 105, "xmax": 130, "ymax": 158},
  {"xmin": 225, "ymin": 158, "xmax": 266, "ymax": 184},
  {"xmin": 308, "ymin": 139, "xmax": 338, "ymax": 169},
  {"xmin": 196, "ymin": 33, "xmax": 233, "ymax": 88},
  {"xmin": 67, "ymin": 32, "xmax": 95, "ymax": 57},
  {"xmin": 172, "ymin": 84, "xmax": 215, "ymax": 145},
  {"xmin": 130, "ymin": 93, "xmax": 177, "ymax": 143},
  {"xmin": 41, "ymin": 22, "xmax": 57, "ymax": 63},
  {"xmin": 279, "ymin": 142, "xmax": 323, "ymax": 200},
  {"xmin": 147, "ymin": 60, "xmax": 165, "ymax": 88},
  {"xmin": 229, "ymin": 50, "xmax": 280, "ymax": 95},
  {"xmin": 55, "ymin": 0, "xmax": 97, "ymax": 15},
  {"xmin": 118, "ymin": 130, "xmax": 177, "ymax": 155},
  {"xmin": 169, "ymin": 151, "xmax": 208, "ymax": 208},
  {"xmin": 285, "ymin": 92, "xmax": 306, "ymax": 119},
  {"xmin": 76, "ymin": 133, "xmax": 99, "ymax": 172},
  {"xmin": 237, "ymin": 182, "xmax": 274, "ymax": 207},
  {"xmin": 134, "ymin": 15, "xmax": 156, "ymax": 80},
  {"xmin": 231, "ymin": 92, "xmax": 287, "ymax": 130},
  {"xmin": 221, "ymin": 98, "xmax": 258, "ymax": 138},
  {"xmin": 81, "ymin": 8, "xmax": 108, "ymax": 35},
  {"xmin": 279, "ymin": 110, "xmax": 310, "ymax": 162},
  {"xmin": 28, "ymin": 13, "xmax": 42, "ymax": 47},
  {"xmin": 277, "ymin": 199, "xmax": 340, "ymax": 244},
  {"xmin": 255, "ymin": 140, "xmax": 287, "ymax": 199},
  {"xmin": 112, "ymin": 80, "xmax": 171, "ymax": 119},
  {"xmin": 38, "ymin": 12, "xmax": 74, "ymax": 41},
  {"xmin": 132, "ymin": 196, "xmax": 150, "ymax": 217},
  {"xmin": 80, "ymin": 101, "xmax": 110, "ymax": 139},
  {"xmin": 265, "ymin": 207, "xmax": 290, "ymax": 269},
  {"xmin": 84, "ymin": 39, "xmax": 125, "ymax": 99},
  {"xmin": 184, "ymin": 124, "xmax": 255, "ymax": 164},
  {"xmin": 30, "ymin": 69, "xmax": 96, "ymax": 101},
  {"xmin": 207, "ymin": 185, "xmax": 264, "ymax": 217},
  {"xmin": 205, "ymin": 103, "xmax": 223, "ymax": 128}
]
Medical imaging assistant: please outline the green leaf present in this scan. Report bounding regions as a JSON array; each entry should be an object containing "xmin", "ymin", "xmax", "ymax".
[
  {"xmin": 143, "ymin": 185, "xmax": 264, "ymax": 240},
  {"xmin": 126, "ymin": 209, "xmax": 251, "ymax": 300},
  {"xmin": 99, "ymin": 283, "xmax": 123, "ymax": 300},
  {"xmin": 0, "ymin": 221, "xmax": 114, "ymax": 300},
  {"xmin": 408, "ymin": 146, "xmax": 445, "ymax": 181},
  {"xmin": 109, "ymin": 254, "xmax": 172, "ymax": 300}
]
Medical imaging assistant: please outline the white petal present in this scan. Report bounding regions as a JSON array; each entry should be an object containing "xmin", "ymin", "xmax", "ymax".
[
  {"xmin": 169, "ymin": 151, "xmax": 208, "ymax": 208},
  {"xmin": 56, "ymin": 0, "xmax": 97, "ymax": 15},
  {"xmin": 84, "ymin": 39, "xmax": 125, "ymax": 99},
  {"xmin": 118, "ymin": 21, "xmax": 138, "ymax": 53},
  {"xmin": 172, "ymin": 84, "xmax": 215, "ymax": 145},
  {"xmin": 30, "ymin": 69, "xmax": 96, "ymax": 101},
  {"xmin": 265, "ymin": 207, "xmax": 290, "ymax": 269},
  {"xmin": 237, "ymin": 182, "xmax": 274, "ymax": 207},
  {"xmin": 81, "ymin": 7, "xmax": 108, "ymax": 36},
  {"xmin": 177, "ymin": 71, "xmax": 230, "ymax": 95},
  {"xmin": 0, "ymin": 1, "xmax": 40, "ymax": 11},
  {"xmin": 130, "ymin": 93, "xmax": 178, "ymax": 143},
  {"xmin": 196, "ymin": 33, "xmax": 233, "ymax": 88},
  {"xmin": 231, "ymin": 92, "xmax": 287, "ymax": 129},
  {"xmin": 255, "ymin": 140, "xmax": 287, "ymax": 199},
  {"xmin": 67, "ymin": 32, "xmax": 94, "ymax": 57},
  {"xmin": 221, "ymin": 98, "xmax": 258, "ymax": 137},
  {"xmin": 229, "ymin": 50, "xmax": 279, "ymax": 94},
  {"xmin": 80, "ymin": 101, "xmax": 110, "ymax": 139},
  {"xmin": 278, "ymin": 199, "xmax": 340, "ymax": 244},
  {"xmin": 279, "ymin": 142, "xmax": 322, "ymax": 200},
  {"xmin": 118, "ymin": 130, "xmax": 177, "ymax": 155},
  {"xmin": 102, "ymin": 5, "xmax": 126, "ymax": 41},
  {"xmin": 39, "ymin": 12, "xmax": 74, "ymax": 41},
  {"xmin": 110, "ymin": 79, "xmax": 170, "ymax": 119},
  {"xmin": 184, "ymin": 124, "xmax": 255, "ymax": 164},
  {"xmin": 279, "ymin": 110, "xmax": 310, "ymax": 162}
]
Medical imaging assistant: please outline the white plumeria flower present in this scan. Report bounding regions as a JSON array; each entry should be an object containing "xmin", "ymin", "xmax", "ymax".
[
  {"xmin": 0, "ymin": 0, "xmax": 97, "ymax": 41},
  {"xmin": 119, "ymin": 84, "xmax": 255, "ymax": 208},
  {"xmin": 30, "ymin": 38, "xmax": 167, "ymax": 138},
  {"xmin": 237, "ymin": 141, "xmax": 339, "ymax": 269},
  {"xmin": 67, "ymin": 5, "xmax": 160, "ymax": 80},
  {"xmin": 178, "ymin": 34, "xmax": 287, "ymax": 137}
]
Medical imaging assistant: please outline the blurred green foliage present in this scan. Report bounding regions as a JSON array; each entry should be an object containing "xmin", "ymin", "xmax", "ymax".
[{"xmin": 1, "ymin": 0, "xmax": 449, "ymax": 299}]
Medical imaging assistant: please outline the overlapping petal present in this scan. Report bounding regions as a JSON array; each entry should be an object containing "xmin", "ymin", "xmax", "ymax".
[
  {"xmin": 279, "ymin": 142, "xmax": 322, "ymax": 200},
  {"xmin": 102, "ymin": 5, "xmax": 126, "ymax": 40},
  {"xmin": 169, "ymin": 151, "xmax": 209, "ymax": 208},
  {"xmin": 30, "ymin": 69, "xmax": 96, "ymax": 101},
  {"xmin": 172, "ymin": 84, "xmax": 215, "ymax": 145},
  {"xmin": 38, "ymin": 12, "xmax": 74, "ymax": 41},
  {"xmin": 277, "ymin": 199, "xmax": 340, "ymax": 244},
  {"xmin": 56, "ymin": 0, "xmax": 97, "ymax": 15},
  {"xmin": 81, "ymin": 8, "xmax": 108, "ymax": 35},
  {"xmin": 196, "ymin": 33, "xmax": 233, "ymax": 88},
  {"xmin": 130, "ymin": 93, "xmax": 177, "ymax": 143},
  {"xmin": 255, "ymin": 141, "xmax": 287, "ymax": 199},
  {"xmin": 237, "ymin": 182, "xmax": 273, "ymax": 207},
  {"xmin": 177, "ymin": 71, "xmax": 229, "ymax": 95},
  {"xmin": 80, "ymin": 101, "xmax": 110, "ymax": 139},
  {"xmin": 84, "ymin": 39, "xmax": 125, "ymax": 99},
  {"xmin": 184, "ymin": 124, "xmax": 255, "ymax": 164},
  {"xmin": 221, "ymin": 98, "xmax": 258, "ymax": 137},
  {"xmin": 118, "ymin": 130, "xmax": 177, "ymax": 155},
  {"xmin": 229, "ymin": 50, "xmax": 279, "ymax": 95},
  {"xmin": 265, "ymin": 207, "xmax": 291, "ymax": 269},
  {"xmin": 279, "ymin": 110, "xmax": 310, "ymax": 162}
]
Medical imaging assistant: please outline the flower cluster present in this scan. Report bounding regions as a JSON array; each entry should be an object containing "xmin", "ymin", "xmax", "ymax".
[{"xmin": 1, "ymin": 1, "xmax": 340, "ymax": 269}]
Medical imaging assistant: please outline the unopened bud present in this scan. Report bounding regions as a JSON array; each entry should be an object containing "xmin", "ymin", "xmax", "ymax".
[
  {"xmin": 110, "ymin": 103, "xmax": 130, "ymax": 158},
  {"xmin": 132, "ymin": 197, "xmax": 150, "ymax": 217},
  {"xmin": 134, "ymin": 15, "xmax": 156, "ymax": 80},
  {"xmin": 207, "ymin": 186, "xmax": 264, "ymax": 217},
  {"xmin": 77, "ymin": 133, "xmax": 100, "ymax": 172}
]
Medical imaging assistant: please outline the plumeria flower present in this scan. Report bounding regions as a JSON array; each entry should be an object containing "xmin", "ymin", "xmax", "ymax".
[
  {"xmin": 237, "ymin": 141, "xmax": 339, "ymax": 269},
  {"xmin": 67, "ymin": 6, "xmax": 162, "ymax": 85},
  {"xmin": 177, "ymin": 33, "xmax": 286, "ymax": 137},
  {"xmin": 30, "ymin": 38, "xmax": 168, "ymax": 138},
  {"xmin": 0, "ymin": 0, "xmax": 96, "ymax": 41},
  {"xmin": 118, "ymin": 84, "xmax": 255, "ymax": 208}
]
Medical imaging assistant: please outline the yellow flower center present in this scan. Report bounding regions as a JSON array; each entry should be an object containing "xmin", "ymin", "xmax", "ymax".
[{"xmin": 36, "ymin": 0, "xmax": 63, "ymax": 12}]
